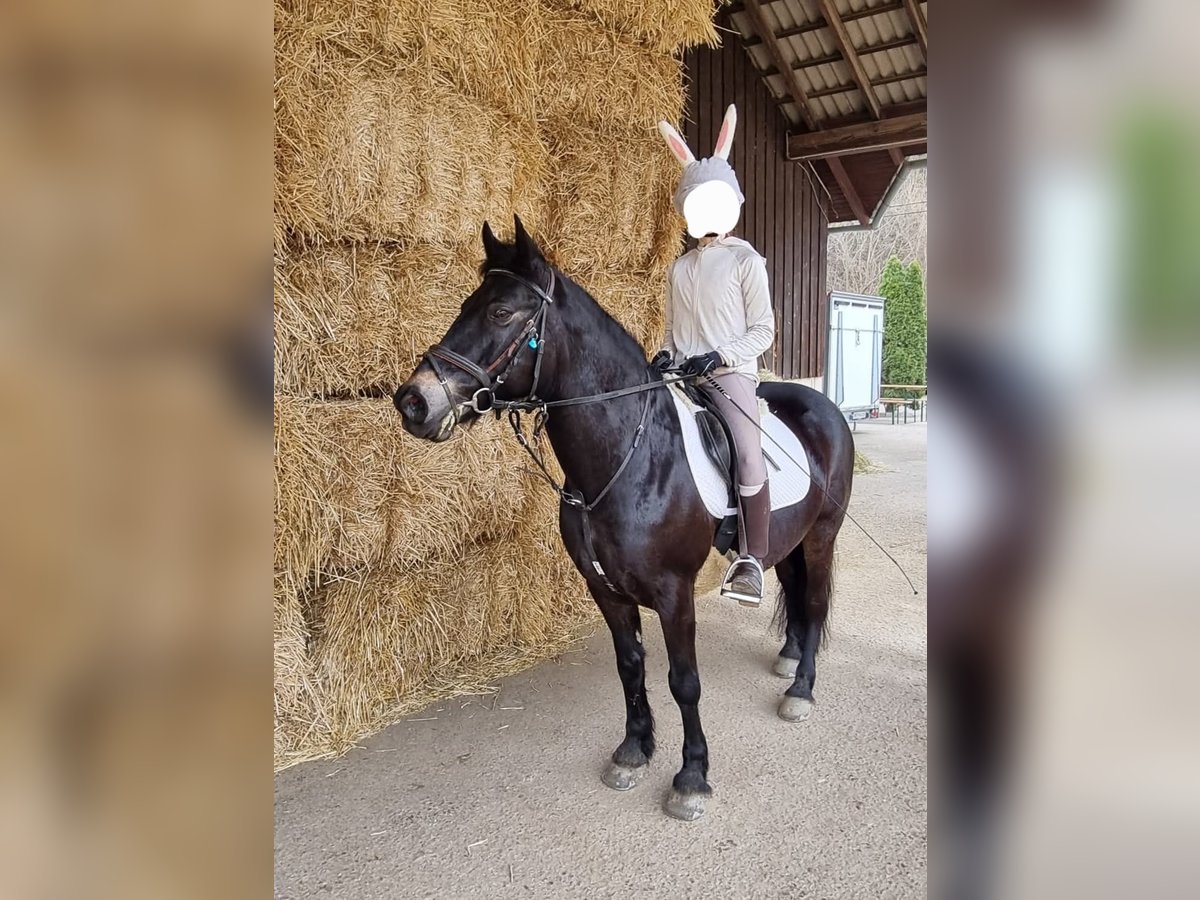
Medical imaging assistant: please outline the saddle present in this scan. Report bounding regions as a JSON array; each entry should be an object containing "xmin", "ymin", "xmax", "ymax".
[{"xmin": 679, "ymin": 382, "xmax": 740, "ymax": 554}]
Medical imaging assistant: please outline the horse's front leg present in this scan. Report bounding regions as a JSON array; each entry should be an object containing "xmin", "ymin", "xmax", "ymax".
[
  {"xmin": 595, "ymin": 596, "xmax": 655, "ymax": 791},
  {"xmin": 657, "ymin": 582, "xmax": 711, "ymax": 821}
]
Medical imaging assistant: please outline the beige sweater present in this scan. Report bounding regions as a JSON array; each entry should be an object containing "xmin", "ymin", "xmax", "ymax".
[{"xmin": 661, "ymin": 236, "xmax": 775, "ymax": 379}]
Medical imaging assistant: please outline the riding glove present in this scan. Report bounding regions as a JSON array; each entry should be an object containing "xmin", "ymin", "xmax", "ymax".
[
  {"xmin": 650, "ymin": 350, "xmax": 674, "ymax": 372},
  {"xmin": 681, "ymin": 351, "xmax": 723, "ymax": 377}
]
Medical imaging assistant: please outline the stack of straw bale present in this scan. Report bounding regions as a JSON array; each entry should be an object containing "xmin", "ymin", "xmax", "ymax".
[{"xmin": 274, "ymin": 0, "xmax": 718, "ymax": 769}]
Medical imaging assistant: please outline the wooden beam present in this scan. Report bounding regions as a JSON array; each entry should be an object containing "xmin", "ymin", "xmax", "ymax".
[
  {"xmin": 902, "ymin": 0, "xmax": 928, "ymax": 59},
  {"xmin": 785, "ymin": 67, "xmax": 926, "ymax": 102},
  {"xmin": 826, "ymin": 157, "xmax": 871, "ymax": 226},
  {"xmin": 742, "ymin": 0, "xmax": 817, "ymax": 131},
  {"xmin": 817, "ymin": 0, "xmax": 881, "ymax": 120},
  {"xmin": 759, "ymin": 35, "xmax": 917, "ymax": 78},
  {"xmin": 889, "ymin": 147, "xmax": 905, "ymax": 166},
  {"xmin": 820, "ymin": 100, "xmax": 926, "ymax": 129},
  {"xmin": 738, "ymin": 1, "xmax": 906, "ymax": 47},
  {"xmin": 787, "ymin": 112, "xmax": 927, "ymax": 161}
]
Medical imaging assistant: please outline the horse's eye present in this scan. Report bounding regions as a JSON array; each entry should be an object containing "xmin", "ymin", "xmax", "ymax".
[{"xmin": 489, "ymin": 307, "xmax": 514, "ymax": 324}]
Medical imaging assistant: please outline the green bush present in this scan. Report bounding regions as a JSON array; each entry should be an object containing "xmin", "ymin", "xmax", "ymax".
[{"xmin": 879, "ymin": 257, "xmax": 927, "ymax": 401}]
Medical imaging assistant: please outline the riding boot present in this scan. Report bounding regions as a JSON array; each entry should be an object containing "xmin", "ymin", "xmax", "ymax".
[{"xmin": 721, "ymin": 481, "xmax": 771, "ymax": 608}]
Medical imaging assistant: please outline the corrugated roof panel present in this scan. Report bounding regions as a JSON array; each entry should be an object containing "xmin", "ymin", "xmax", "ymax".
[
  {"xmin": 795, "ymin": 29, "xmax": 828, "ymax": 64},
  {"xmin": 746, "ymin": 43, "xmax": 772, "ymax": 72},
  {"xmin": 836, "ymin": 0, "xmax": 871, "ymax": 15},
  {"xmin": 775, "ymin": 0, "xmax": 806, "ymax": 31},
  {"xmin": 714, "ymin": 0, "xmax": 926, "ymax": 140},
  {"xmin": 762, "ymin": 0, "xmax": 786, "ymax": 35},
  {"xmin": 777, "ymin": 34, "xmax": 802, "ymax": 68},
  {"xmin": 883, "ymin": 7, "xmax": 914, "ymax": 40},
  {"xmin": 795, "ymin": 0, "xmax": 821, "ymax": 23}
]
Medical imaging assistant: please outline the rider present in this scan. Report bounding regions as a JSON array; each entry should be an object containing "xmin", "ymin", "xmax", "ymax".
[{"xmin": 652, "ymin": 105, "xmax": 776, "ymax": 607}]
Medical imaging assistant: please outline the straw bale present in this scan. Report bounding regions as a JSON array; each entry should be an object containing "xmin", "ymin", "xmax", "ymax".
[
  {"xmin": 274, "ymin": 36, "xmax": 549, "ymax": 242},
  {"xmin": 541, "ymin": 122, "xmax": 681, "ymax": 276},
  {"xmin": 551, "ymin": 0, "xmax": 720, "ymax": 53},
  {"xmin": 274, "ymin": 239, "xmax": 483, "ymax": 395},
  {"xmin": 302, "ymin": 503, "xmax": 593, "ymax": 754},
  {"xmin": 532, "ymin": 8, "xmax": 684, "ymax": 129},
  {"xmin": 276, "ymin": 0, "xmax": 543, "ymax": 118},
  {"xmin": 274, "ymin": 396, "xmax": 529, "ymax": 582},
  {"xmin": 568, "ymin": 267, "xmax": 668, "ymax": 353},
  {"xmin": 274, "ymin": 574, "xmax": 335, "ymax": 763}
]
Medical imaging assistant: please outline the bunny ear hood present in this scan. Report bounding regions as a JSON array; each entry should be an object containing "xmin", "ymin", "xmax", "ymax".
[
  {"xmin": 673, "ymin": 157, "xmax": 744, "ymax": 213},
  {"xmin": 658, "ymin": 104, "xmax": 744, "ymax": 237}
]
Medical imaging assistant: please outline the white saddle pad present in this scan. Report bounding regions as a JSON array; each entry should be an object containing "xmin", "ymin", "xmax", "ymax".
[{"xmin": 668, "ymin": 383, "xmax": 812, "ymax": 519}]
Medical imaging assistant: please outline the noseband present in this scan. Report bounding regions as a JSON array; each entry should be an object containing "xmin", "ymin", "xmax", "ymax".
[{"xmin": 422, "ymin": 267, "xmax": 556, "ymax": 428}]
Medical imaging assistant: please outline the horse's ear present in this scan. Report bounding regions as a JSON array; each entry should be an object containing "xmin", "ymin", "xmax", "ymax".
[
  {"xmin": 513, "ymin": 214, "xmax": 545, "ymax": 263},
  {"xmin": 482, "ymin": 221, "xmax": 503, "ymax": 263}
]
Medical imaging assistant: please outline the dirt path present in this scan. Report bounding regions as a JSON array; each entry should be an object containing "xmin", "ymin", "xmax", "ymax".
[{"xmin": 275, "ymin": 421, "xmax": 927, "ymax": 899}]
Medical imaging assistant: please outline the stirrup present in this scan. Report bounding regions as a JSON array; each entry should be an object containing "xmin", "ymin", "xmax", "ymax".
[{"xmin": 720, "ymin": 555, "xmax": 765, "ymax": 608}]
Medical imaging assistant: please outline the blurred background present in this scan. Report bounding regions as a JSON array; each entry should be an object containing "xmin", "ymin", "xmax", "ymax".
[
  {"xmin": 932, "ymin": 1, "xmax": 1200, "ymax": 897},
  {"xmin": 0, "ymin": 0, "xmax": 1197, "ymax": 897},
  {"xmin": 1, "ymin": 2, "xmax": 270, "ymax": 898}
]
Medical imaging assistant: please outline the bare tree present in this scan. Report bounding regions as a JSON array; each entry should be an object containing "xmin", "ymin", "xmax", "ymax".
[{"xmin": 826, "ymin": 165, "xmax": 927, "ymax": 295}]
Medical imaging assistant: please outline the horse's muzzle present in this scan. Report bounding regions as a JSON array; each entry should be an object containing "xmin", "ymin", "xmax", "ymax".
[
  {"xmin": 394, "ymin": 376, "xmax": 455, "ymax": 441},
  {"xmin": 395, "ymin": 384, "xmax": 427, "ymax": 424}
]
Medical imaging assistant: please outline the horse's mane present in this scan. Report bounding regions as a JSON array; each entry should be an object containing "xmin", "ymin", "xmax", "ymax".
[{"xmin": 479, "ymin": 231, "xmax": 650, "ymax": 366}]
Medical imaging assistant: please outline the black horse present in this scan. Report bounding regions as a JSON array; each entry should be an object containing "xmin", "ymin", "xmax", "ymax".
[{"xmin": 395, "ymin": 217, "xmax": 854, "ymax": 820}]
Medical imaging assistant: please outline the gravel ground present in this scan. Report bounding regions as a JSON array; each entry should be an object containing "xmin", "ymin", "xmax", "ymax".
[{"xmin": 275, "ymin": 420, "xmax": 927, "ymax": 899}]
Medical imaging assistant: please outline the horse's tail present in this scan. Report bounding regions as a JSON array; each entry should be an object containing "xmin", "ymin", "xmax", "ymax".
[{"xmin": 770, "ymin": 540, "xmax": 836, "ymax": 649}]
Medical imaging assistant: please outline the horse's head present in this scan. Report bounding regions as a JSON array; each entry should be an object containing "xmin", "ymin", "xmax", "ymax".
[{"xmin": 395, "ymin": 214, "xmax": 556, "ymax": 441}]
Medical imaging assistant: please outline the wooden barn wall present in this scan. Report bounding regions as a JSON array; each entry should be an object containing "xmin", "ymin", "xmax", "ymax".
[{"xmin": 683, "ymin": 38, "xmax": 830, "ymax": 381}]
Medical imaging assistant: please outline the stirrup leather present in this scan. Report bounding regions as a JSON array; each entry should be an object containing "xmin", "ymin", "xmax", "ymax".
[{"xmin": 720, "ymin": 555, "xmax": 764, "ymax": 606}]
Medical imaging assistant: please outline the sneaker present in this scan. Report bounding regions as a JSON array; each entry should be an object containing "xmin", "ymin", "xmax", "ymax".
[{"xmin": 721, "ymin": 556, "xmax": 764, "ymax": 608}]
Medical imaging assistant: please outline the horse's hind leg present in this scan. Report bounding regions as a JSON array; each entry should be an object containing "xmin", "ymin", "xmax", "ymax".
[
  {"xmin": 595, "ymin": 597, "xmax": 655, "ymax": 791},
  {"xmin": 773, "ymin": 549, "xmax": 808, "ymax": 680},
  {"xmin": 779, "ymin": 525, "xmax": 837, "ymax": 723},
  {"xmin": 657, "ymin": 581, "xmax": 711, "ymax": 821}
]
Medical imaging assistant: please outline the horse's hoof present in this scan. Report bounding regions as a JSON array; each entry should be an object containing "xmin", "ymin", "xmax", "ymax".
[
  {"xmin": 777, "ymin": 695, "xmax": 813, "ymax": 722},
  {"xmin": 664, "ymin": 790, "xmax": 707, "ymax": 821},
  {"xmin": 601, "ymin": 762, "xmax": 648, "ymax": 792},
  {"xmin": 772, "ymin": 655, "xmax": 799, "ymax": 679}
]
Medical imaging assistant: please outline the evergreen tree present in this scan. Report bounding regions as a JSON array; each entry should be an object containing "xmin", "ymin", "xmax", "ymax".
[{"xmin": 879, "ymin": 257, "xmax": 927, "ymax": 398}]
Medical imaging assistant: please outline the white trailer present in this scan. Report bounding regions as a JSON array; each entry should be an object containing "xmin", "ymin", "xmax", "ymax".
[{"xmin": 824, "ymin": 291, "xmax": 884, "ymax": 422}]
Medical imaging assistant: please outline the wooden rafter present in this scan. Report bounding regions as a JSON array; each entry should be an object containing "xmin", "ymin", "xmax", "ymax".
[
  {"xmin": 902, "ymin": 0, "xmax": 928, "ymax": 59},
  {"xmin": 737, "ymin": 2, "xmax": 906, "ymax": 46},
  {"xmin": 759, "ymin": 35, "xmax": 916, "ymax": 77},
  {"xmin": 774, "ymin": 67, "xmax": 927, "ymax": 104},
  {"xmin": 786, "ymin": 112, "xmax": 927, "ymax": 161},
  {"xmin": 889, "ymin": 148, "xmax": 905, "ymax": 166},
  {"xmin": 826, "ymin": 157, "xmax": 870, "ymax": 226},
  {"xmin": 821, "ymin": 100, "xmax": 926, "ymax": 129},
  {"xmin": 742, "ymin": 0, "xmax": 817, "ymax": 131},
  {"xmin": 817, "ymin": 0, "xmax": 881, "ymax": 120}
]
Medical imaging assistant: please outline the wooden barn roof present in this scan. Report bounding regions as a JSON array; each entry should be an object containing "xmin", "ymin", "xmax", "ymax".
[{"xmin": 725, "ymin": 0, "xmax": 928, "ymax": 225}]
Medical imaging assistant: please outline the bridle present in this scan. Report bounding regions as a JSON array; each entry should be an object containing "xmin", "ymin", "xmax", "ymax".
[{"xmin": 422, "ymin": 267, "xmax": 556, "ymax": 429}]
